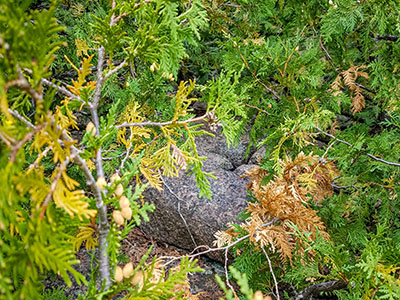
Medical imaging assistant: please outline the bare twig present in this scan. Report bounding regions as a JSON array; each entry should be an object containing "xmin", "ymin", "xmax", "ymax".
[
  {"xmin": 161, "ymin": 176, "xmax": 198, "ymax": 248},
  {"xmin": 244, "ymin": 103, "xmax": 269, "ymax": 115},
  {"xmin": 92, "ymin": 46, "xmax": 105, "ymax": 109},
  {"xmin": 161, "ymin": 219, "xmax": 279, "ymax": 267},
  {"xmin": 23, "ymin": 68, "xmax": 85, "ymax": 104},
  {"xmin": 295, "ymin": 280, "xmax": 347, "ymax": 300},
  {"xmin": 119, "ymin": 129, "xmax": 133, "ymax": 172},
  {"xmin": 104, "ymin": 59, "xmax": 127, "ymax": 82},
  {"xmin": 69, "ymin": 143, "xmax": 110, "ymax": 287},
  {"xmin": 218, "ymin": 3, "xmax": 251, "ymax": 8},
  {"xmin": 102, "ymin": 152, "xmax": 126, "ymax": 161},
  {"xmin": 28, "ymin": 146, "xmax": 52, "ymax": 169},
  {"xmin": 319, "ymin": 36, "xmax": 336, "ymax": 69},
  {"xmin": 9, "ymin": 124, "xmax": 44, "ymax": 163},
  {"xmin": 262, "ymin": 248, "xmax": 280, "ymax": 300},
  {"xmin": 8, "ymin": 109, "xmax": 35, "ymax": 128},
  {"xmin": 331, "ymin": 183, "xmax": 360, "ymax": 191},
  {"xmin": 224, "ymin": 246, "xmax": 238, "ymax": 299},
  {"xmin": 316, "ymin": 31, "xmax": 375, "ymax": 95},
  {"xmin": 316, "ymin": 126, "xmax": 400, "ymax": 167},
  {"xmin": 0, "ymin": 131, "xmax": 13, "ymax": 146},
  {"xmin": 110, "ymin": 0, "xmax": 128, "ymax": 26},
  {"xmin": 116, "ymin": 113, "xmax": 210, "ymax": 129},
  {"xmin": 111, "ymin": 13, "xmax": 127, "ymax": 26},
  {"xmin": 322, "ymin": 140, "xmax": 336, "ymax": 158},
  {"xmin": 374, "ymin": 34, "xmax": 398, "ymax": 42},
  {"xmin": 41, "ymin": 78, "xmax": 86, "ymax": 104}
]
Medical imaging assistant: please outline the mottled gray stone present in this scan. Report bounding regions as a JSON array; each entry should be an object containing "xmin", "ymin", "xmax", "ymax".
[
  {"xmin": 195, "ymin": 128, "xmax": 251, "ymax": 168},
  {"xmin": 139, "ymin": 129, "xmax": 255, "ymax": 261},
  {"xmin": 249, "ymin": 146, "xmax": 266, "ymax": 164}
]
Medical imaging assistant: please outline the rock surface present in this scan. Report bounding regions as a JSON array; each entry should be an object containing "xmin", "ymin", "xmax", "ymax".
[{"xmin": 140, "ymin": 129, "xmax": 258, "ymax": 261}]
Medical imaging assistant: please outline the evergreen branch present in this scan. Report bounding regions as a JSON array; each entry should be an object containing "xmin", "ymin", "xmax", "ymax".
[
  {"xmin": 116, "ymin": 113, "xmax": 210, "ymax": 129},
  {"xmin": 40, "ymin": 158, "xmax": 70, "ymax": 220},
  {"xmin": 294, "ymin": 280, "xmax": 347, "ymax": 300},
  {"xmin": 238, "ymin": 51, "xmax": 280, "ymax": 99},
  {"xmin": 262, "ymin": 247, "xmax": 280, "ymax": 300},
  {"xmin": 9, "ymin": 108, "xmax": 111, "ymax": 287},
  {"xmin": 316, "ymin": 126, "xmax": 400, "ymax": 167}
]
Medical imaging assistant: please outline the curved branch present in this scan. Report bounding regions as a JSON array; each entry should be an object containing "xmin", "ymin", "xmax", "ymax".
[{"xmin": 317, "ymin": 126, "xmax": 400, "ymax": 167}]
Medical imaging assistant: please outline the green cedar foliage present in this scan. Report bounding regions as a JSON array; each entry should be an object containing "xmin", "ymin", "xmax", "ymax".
[
  {"xmin": 1, "ymin": 0, "xmax": 400, "ymax": 299},
  {"xmin": 192, "ymin": 1, "xmax": 400, "ymax": 299},
  {"xmin": 0, "ymin": 0, "xmax": 225, "ymax": 299}
]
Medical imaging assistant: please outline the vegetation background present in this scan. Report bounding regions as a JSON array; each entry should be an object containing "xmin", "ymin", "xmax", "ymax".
[{"xmin": 1, "ymin": 0, "xmax": 400, "ymax": 299}]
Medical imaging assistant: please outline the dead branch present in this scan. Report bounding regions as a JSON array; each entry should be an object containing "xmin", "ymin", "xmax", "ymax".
[
  {"xmin": 262, "ymin": 248, "xmax": 280, "ymax": 300},
  {"xmin": 316, "ymin": 126, "xmax": 400, "ymax": 167},
  {"xmin": 295, "ymin": 280, "xmax": 347, "ymax": 300},
  {"xmin": 116, "ymin": 112, "xmax": 211, "ymax": 129}
]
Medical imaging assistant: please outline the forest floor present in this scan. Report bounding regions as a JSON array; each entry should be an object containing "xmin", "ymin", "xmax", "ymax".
[{"xmin": 122, "ymin": 228, "xmax": 226, "ymax": 300}]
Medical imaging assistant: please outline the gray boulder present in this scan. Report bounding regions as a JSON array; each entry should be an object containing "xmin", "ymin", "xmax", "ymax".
[{"xmin": 139, "ymin": 129, "xmax": 257, "ymax": 261}]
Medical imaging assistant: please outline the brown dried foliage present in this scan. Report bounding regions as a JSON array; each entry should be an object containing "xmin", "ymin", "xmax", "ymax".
[
  {"xmin": 330, "ymin": 65, "xmax": 369, "ymax": 114},
  {"xmin": 216, "ymin": 152, "xmax": 339, "ymax": 263}
]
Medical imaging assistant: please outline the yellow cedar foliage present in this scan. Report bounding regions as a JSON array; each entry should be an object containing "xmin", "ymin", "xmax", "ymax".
[
  {"xmin": 330, "ymin": 64, "xmax": 369, "ymax": 114},
  {"xmin": 75, "ymin": 38, "xmax": 90, "ymax": 57},
  {"xmin": 139, "ymin": 157, "xmax": 163, "ymax": 190},
  {"xmin": 117, "ymin": 101, "xmax": 153, "ymax": 148},
  {"xmin": 65, "ymin": 54, "xmax": 96, "ymax": 96},
  {"xmin": 216, "ymin": 152, "xmax": 339, "ymax": 263},
  {"xmin": 15, "ymin": 168, "xmax": 49, "ymax": 208},
  {"xmin": 15, "ymin": 166, "xmax": 96, "ymax": 220},
  {"xmin": 53, "ymin": 178, "xmax": 97, "ymax": 220},
  {"xmin": 117, "ymin": 82, "xmax": 201, "ymax": 190},
  {"xmin": 72, "ymin": 224, "xmax": 98, "ymax": 251},
  {"xmin": 172, "ymin": 80, "xmax": 196, "ymax": 121}
]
